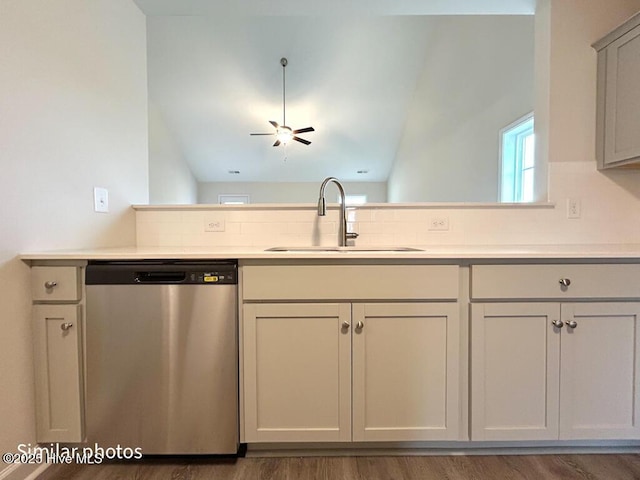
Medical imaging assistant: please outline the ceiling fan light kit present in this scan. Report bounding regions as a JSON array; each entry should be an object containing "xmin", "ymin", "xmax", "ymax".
[{"xmin": 250, "ymin": 57, "xmax": 315, "ymax": 147}]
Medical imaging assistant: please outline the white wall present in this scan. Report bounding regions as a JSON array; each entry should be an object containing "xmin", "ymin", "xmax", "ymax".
[
  {"xmin": 149, "ymin": 101, "xmax": 198, "ymax": 204},
  {"xmin": 197, "ymin": 181, "xmax": 387, "ymax": 204},
  {"xmin": 0, "ymin": 0, "xmax": 148, "ymax": 472},
  {"xmin": 388, "ymin": 16, "xmax": 535, "ymax": 203}
]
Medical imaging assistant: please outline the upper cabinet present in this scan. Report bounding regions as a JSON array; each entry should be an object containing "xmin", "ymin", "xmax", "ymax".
[{"xmin": 594, "ymin": 12, "xmax": 640, "ymax": 169}]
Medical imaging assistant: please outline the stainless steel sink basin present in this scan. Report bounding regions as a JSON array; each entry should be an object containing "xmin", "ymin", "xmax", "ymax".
[{"xmin": 265, "ymin": 246, "xmax": 423, "ymax": 252}]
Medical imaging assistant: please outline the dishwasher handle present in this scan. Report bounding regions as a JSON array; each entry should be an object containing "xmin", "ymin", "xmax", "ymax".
[{"xmin": 135, "ymin": 271, "xmax": 187, "ymax": 283}]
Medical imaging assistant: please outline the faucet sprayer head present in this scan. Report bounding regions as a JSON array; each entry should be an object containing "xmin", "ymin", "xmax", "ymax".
[{"xmin": 317, "ymin": 196, "xmax": 326, "ymax": 216}]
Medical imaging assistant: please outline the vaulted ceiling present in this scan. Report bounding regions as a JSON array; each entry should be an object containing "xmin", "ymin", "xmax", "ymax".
[{"xmin": 134, "ymin": 0, "xmax": 536, "ymax": 183}]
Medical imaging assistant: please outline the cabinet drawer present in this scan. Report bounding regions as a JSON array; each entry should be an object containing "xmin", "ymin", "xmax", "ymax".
[
  {"xmin": 243, "ymin": 265, "xmax": 459, "ymax": 301},
  {"xmin": 471, "ymin": 264, "xmax": 640, "ymax": 300},
  {"xmin": 32, "ymin": 266, "xmax": 80, "ymax": 302}
]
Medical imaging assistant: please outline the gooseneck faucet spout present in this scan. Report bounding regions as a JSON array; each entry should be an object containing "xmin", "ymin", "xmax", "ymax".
[{"xmin": 317, "ymin": 177, "xmax": 359, "ymax": 247}]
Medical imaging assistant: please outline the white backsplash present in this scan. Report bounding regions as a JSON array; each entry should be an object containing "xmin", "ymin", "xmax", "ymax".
[{"xmin": 136, "ymin": 162, "xmax": 640, "ymax": 248}]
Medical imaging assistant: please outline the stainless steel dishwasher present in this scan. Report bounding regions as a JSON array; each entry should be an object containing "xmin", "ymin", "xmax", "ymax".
[{"xmin": 85, "ymin": 260, "xmax": 238, "ymax": 455}]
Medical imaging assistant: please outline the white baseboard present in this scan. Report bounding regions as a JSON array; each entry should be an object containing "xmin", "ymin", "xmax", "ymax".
[
  {"xmin": 246, "ymin": 441, "xmax": 640, "ymax": 457},
  {"xmin": 0, "ymin": 463, "xmax": 50, "ymax": 480}
]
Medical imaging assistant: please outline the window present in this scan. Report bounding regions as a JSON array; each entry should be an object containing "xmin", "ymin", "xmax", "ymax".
[
  {"xmin": 218, "ymin": 194, "xmax": 250, "ymax": 205},
  {"xmin": 500, "ymin": 113, "xmax": 535, "ymax": 203},
  {"xmin": 337, "ymin": 194, "xmax": 367, "ymax": 206}
]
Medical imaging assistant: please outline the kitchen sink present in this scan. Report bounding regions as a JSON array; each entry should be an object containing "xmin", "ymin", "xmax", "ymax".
[{"xmin": 265, "ymin": 246, "xmax": 423, "ymax": 252}]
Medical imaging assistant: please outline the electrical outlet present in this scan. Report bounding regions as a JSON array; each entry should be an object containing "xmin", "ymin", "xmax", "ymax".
[
  {"xmin": 567, "ymin": 198, "xmax": 581, "ymax": 219},
  {"xmin": 204, "ymin": 218, "xmax": 225, "ymax": 232},
  {"xmin": 429, "ymin": 217, "xmax": 450, "ymax": 231},
  {"xmin": 93, "ymin": 187, "xmax": 109, "ymax": 213}
]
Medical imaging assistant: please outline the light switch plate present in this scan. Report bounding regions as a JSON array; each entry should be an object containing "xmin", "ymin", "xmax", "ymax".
[{"xmin": 93, "ymin": 187, "xmax": 109, "ymax": 213}]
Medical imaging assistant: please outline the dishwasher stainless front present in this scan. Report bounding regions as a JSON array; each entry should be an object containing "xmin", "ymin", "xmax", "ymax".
[{"xmin": 85, "ymin": 260, "xmax": 238, "ymax": 455}]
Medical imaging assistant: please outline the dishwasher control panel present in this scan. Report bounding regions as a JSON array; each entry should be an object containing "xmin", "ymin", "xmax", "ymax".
[{"xmin": 86, "ymin": 260, "xmax": 238, "ymax": 285}]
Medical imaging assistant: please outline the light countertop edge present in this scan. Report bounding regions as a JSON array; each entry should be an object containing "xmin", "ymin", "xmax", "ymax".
[{"xmin": 19, "ymin": 244, "xmax": 640, "ymax": 261}]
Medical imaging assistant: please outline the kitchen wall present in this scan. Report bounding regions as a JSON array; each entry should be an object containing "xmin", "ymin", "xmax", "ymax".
[
  {"xmin": 197, "ymin": 181, "xmax": 387, "ymax": 204},
  {"xmin": 148, "ymin": 101, "xmax": 198, "ymax": 204},
  {"xmin": 388, "ymin": 15, "xmax": 535, "ymax": 203},
  {"xmin": 0, "ymin": 0, "xmax": 148, "ymax": 476},
  {"xmin": 137, "ymin": 0, "xmax": 640, "ymax": 248}
]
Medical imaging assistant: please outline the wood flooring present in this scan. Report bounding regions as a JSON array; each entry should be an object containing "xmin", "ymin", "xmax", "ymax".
[{"xmin": 37, "ymin": 454, "xmax": 640, "ymax": 480}]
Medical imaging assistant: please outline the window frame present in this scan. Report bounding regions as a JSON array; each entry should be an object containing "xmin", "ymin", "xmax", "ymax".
[{"xmin": 498, "ymin": 112, "xmax": 535, "ymax": 203}]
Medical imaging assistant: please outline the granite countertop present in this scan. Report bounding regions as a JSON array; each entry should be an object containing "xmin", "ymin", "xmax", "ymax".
[{"xmin": 19, "ymin": 244, "xmax": 640, "ymax": 261}]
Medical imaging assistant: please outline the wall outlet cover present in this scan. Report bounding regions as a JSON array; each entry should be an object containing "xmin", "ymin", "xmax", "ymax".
[
  {"xmin": 204, "ymin": 218, "xmax": 226, "ymax": 232},
  {"xmin": 567, "ymin": 198, "xmax": 581, "ymax": 219},
  {"xmin": 429, "ymin": 217, "xmax": 450, "ymax": 231}
]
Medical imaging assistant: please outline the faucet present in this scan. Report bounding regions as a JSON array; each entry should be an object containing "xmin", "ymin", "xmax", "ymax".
[{"xmin": 317, "ymin": 177, "xmax": 359, "ymax": 247}]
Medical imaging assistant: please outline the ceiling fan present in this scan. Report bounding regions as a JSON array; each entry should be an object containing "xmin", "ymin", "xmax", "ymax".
[{"xmin": 250, "ymin": 57, "xmax": 315, "ymax": 147}]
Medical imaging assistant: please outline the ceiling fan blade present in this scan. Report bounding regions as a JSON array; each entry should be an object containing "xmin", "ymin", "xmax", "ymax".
[
  {"xmin": 269, "ymin": 120, "xmax": 279, "ymax": 129},
  {"xmin": 292, "ymin": 136, "xmax": 311, "ymax": 145},
  {"xmin": 293, "ymin": 126, "xmax": 315, "ymax": 134},
  {"xmin": 273, "ymin": 139, "xmax": 281, "ymax": 147},
  {"xmin": 250, "ymin": 133, "xmax": 276, "ymax": 136}
]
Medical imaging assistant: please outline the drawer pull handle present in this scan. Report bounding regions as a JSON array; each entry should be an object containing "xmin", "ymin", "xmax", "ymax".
[
  {"xmin": 342, "ymin": 321, "xmax": 350, "ymax": 330},
  {"xmin": 356, "ymin": 321, "xmax": 364, "ymax": 330},
  {"xmin": 565, "ymin": 320, "xmax": 578, "ymax": 329},
  {"xmin": 559, "ymin": 278, "xmax": 571, "ymax": 287},
  {"xmin": 551, "ymin": 320, "xmax": 564, "ymax": 329},
  {"xmin": 60, "ymin": 323, "xmax": 73, "ymax": 331},
  {"xmin": 44, "ymin": 281, "xmax": 58, "ymax": 289}
]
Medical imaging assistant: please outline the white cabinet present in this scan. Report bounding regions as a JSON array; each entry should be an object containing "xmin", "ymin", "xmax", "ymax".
[
  {"xmin": 559, "ymin": 302, "xmax": 640, "ymax": 440},
  {"xmin": 31, "ymin": 264, "xmax": 85, "ymax": 443},
  {"xmin": 352, "ymin": 302, "xmax": 460, "ymax": 442},
  {"xmin": 594, "ymin": 12, "xmax": 640, "ymax": 169},
  {"xmin": 471, "ymin": 264, "xmax": 640, "ymax": 441},
  {"xmin": 242, "ymin": 303, "xmax": 352, "ymax": 443},
  {"xmin": 241, "ymin": 264, "xmax": 463, "ymax": 443},
  {"xmin": 243, "ymin": 301, "xmax": 460, "ymax": 443},
  {"xmin": 471, "ymin": 303, "xmax": 560, "ymax": 441}
]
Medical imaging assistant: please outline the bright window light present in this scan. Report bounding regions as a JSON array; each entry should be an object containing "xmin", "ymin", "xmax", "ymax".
[
  {"xmin": 337, "ymin": 194, "xmax": 368, "ymax": 206},
  {"xmin": 500, "ymin": 113, "xmax": 535, "ymax": 203},
  {"xmin": 218, "ymin": 194, "xmax": 250, "ymax": 205}
]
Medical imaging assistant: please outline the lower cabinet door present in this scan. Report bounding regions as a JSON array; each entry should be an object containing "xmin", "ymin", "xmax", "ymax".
[
  {"xmin": 471, "ymin": 303, "xmax": 560, "ymax": 441},
  {"xmin": 352, "ymin": 302, "xmax": 461, "ymax": 441},
  {"xmin": 559, "ymin": 302, "xmax": 640, "ymax": 440},
  {"xmin": 243, "ymin": 303, "xmax": 352, "ymax": 442},
  {"xmin": 32, "ymin": 304, "xmax": 84, "ymax": 443}
]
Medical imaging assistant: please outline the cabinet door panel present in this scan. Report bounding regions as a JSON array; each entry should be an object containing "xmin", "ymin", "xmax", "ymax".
[
  {"xmin": 33, "ymin": 305, "xmax": 84, "ymax": 442},
  {"xmin": 604, "ymin": 27, "xmax": 640, "ymax": 166},
  {"xmin": 352, "ymin": 303, "xmax": 460, "ymax": 441},
  {"xmin": 560, "ymin": 302, "xmax": 640, "ymax": 439},
  {"xmin": 471, "ymin": 303, "xmax": 560, "ymax": 441},
  {"xmin": 243, "ymin": 303, "xmax": 351, "ymax": 442}
]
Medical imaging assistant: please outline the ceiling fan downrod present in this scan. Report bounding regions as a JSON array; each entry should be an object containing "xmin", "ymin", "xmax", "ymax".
[{"xmin": 281, "ymin": 57, "xmax": 287, "ymax": 127}]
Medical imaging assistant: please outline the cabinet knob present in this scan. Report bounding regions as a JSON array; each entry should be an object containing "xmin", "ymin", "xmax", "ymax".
[
  {"xmin": 559, "ymin": 278, "xmax": 571, "ymax": 287},
  {"xmin": 342, "ymin": 321, "xmax": 350, "ymax": 330},
  {"xmin": 44, "ymin": 281, "xmax": 58, "ymax": 289},
  {"xmin": 60, "ymin": 322, "xmax": 73, "ymax": 331},
  {"xmin": 356, "ymin": 321, "xmax": 364, "ymax": 330},
  {"xmin": 551, "ymin": 320, "xmax": 564, "ymax": 328},
  {"xmin": 565, "ymin": 320, "xmax": 578, "ymax": 329}
]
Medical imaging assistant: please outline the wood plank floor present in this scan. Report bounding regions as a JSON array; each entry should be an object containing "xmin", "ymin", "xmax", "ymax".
[{"xmin": 37, "ymin": 454, "xmax": 640, "ymax": 480}]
